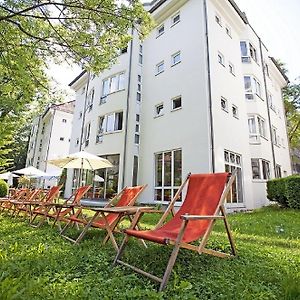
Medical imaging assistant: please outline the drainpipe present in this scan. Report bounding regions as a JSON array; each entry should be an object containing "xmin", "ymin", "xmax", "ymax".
[
  {"xmin": 121, "ymin": 27, "xmax": 134, "ymax": 188},
  {"xmin": 203, "ymin": 0, "xmax": 215, "ymax": 172},
  {"xmin": 43, "ymin": 109, "xmax": 56, "ymax": 187},
  {"xmin": 32, "ymin": 116, "xmax": 41, "ymax": 167},
  {"xmin": 259, "ymin": 39, "xmax": 277, "ymax": 177}
]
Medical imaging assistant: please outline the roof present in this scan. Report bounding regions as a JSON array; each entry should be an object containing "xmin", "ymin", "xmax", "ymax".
[
  {"xmin": 270, "ymin": 57, "xmax": 290, "ymax": 83},
  {"xmin": 68, "ymin": 70, "xmax": 87, "ymax": 87}
]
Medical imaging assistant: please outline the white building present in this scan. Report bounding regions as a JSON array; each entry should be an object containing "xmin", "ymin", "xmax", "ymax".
[
  {"xmin": 26, "ymin": 101, "xmax": 75, "ymax": 188},
  {"xmin": 65, "ymin": 0, "xmax": 291, "ymax": 210}
]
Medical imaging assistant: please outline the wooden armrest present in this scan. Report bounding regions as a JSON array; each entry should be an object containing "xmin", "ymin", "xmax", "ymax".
[{"xmin": 181, "ymin": 215, "xmax": 224, "ymax": 220}]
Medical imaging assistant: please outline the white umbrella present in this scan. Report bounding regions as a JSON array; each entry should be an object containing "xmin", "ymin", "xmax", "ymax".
[
  {"xmin": 0, "ymin": 172, "xmax": 19, "ymax": 180},
  {"xmin": 13, "ymin": 166, "xmax": 49, "ymax": 177},
  {"xmin": 47, "ymin": 151, "xmax": 113, "ymax": 170}
]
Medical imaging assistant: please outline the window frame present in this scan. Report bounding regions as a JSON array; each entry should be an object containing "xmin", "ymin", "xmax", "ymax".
[
  {"xmin": 156, "ymin": 61, "xmax": 165, "ymax": 75},
  {"xmin": 101, "ymin": 72, "xmax": 126, "ymax": 98},
  {"xmin": 221, "ymin": 97, "xmax": 228, "ymax": 112},
  {"xmin": 156, "ymin": 24, "xmax": 165, "ymax": 38},
  {"xmin": 155, "ymin": 103, "xmax": 164, "ymax": 117},
  {"xmin": 171, "ymin": 12, "xmax": 180, "ymax": 27},
  {"xmin": 171, "ymin": 51, "xmax": 181, "ymax": 66},
  {"xmin": 171, "ymin": 96, "xmax": 182, "ymax": 111},
  {"xmin": 218, "ymin": 52, "xmax": 225, "ymax": 66},
  {"xmin": 251, "ymin": 158, "xmax": 270, "ymax": 180}
]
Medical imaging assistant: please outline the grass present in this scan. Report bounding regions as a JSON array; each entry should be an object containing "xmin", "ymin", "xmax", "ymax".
[{"xmin": 0, "ymin": 205, "xmax": 299, "ymax": 299}]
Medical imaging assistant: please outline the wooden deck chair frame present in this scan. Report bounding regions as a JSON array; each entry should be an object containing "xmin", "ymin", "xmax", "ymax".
[
  {"xmin": 113, "ymin": 171, "xmax": 237, "ymax": 291},
  {"xmin": 0, "ymin": 189, "xmax": 28, "ymax": 213},
  {"xmin": 29, "ymin": 186, "xmax": 62, "ymax": 227},
  {"xmin": 60, "ymin": 185, "xmax": 147, "ymax": 249}
]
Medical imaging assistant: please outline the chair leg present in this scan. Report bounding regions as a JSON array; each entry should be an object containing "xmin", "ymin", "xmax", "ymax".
[
  {"xmin": 220, "ymin": 206, "xmax": 236, "ymax": 256},
  {"xmin": 159, "ymin": 219, "xmax": 188, "ymax": 291},
  {"xmin": 112, "ymin": 234, "xmax": 130, "ymax": 266},
  {"xmin": 60, "ymin": 220, "xmax": 72, "ymax": 235}
]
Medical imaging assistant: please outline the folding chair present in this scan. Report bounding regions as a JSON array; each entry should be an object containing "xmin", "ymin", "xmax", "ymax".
[
  {"xmin": 0, "ymin": 189, "xmax": 29, "ymax": 213},
  {"xmin": 60, "ymin": 185, "xmax": 147, "ymax": 249},
  {"xmin": 47, "ymin": 185, "xmax": 91, "ymax": 230},
  {"xmin": 29, "ymin": 186, "xmax": 62, "ymax": 227},
  {"xmin": 113, "ymin": 172, "xmax": 237, "ymax": 291}
]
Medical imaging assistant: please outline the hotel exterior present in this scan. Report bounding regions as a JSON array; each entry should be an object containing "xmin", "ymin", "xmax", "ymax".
[
  {"xmin": 64, "ymin": 0, "xmax": 291, "ymax": 210},
  {"xmin": 26, "ymin": 101, "xmax": 75, "ymax": 188}
]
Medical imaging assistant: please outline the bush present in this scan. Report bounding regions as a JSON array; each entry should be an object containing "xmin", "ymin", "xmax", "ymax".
[
  {"xmin": 0, "ymin": 179, "xmax": 8, "ymax": 197},
  {"xmin": 285, "ymin": 175, "xmax": 300, "ymax": 209},
  {"xmin": 267, "ymin": 178, "xmax": 288, "ymax": 207}
]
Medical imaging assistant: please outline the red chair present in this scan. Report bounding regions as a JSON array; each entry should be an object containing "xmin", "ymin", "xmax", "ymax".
[
  {"xmin": 113, "ymin": 172, "xmax": 237, "ymax": 291},
  {"xmin": 29, "ymin": 186, "xmax": 62, "ymax": 227},
  {"xmin": 60, "ymin": 185, "xmax": 147, "ymax": 249}
]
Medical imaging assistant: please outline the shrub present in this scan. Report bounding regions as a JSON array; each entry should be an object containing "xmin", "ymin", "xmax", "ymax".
[
  {"xmin": 267, "ymin": 178, "xmax": 288, "ymax": 207},
  {"xmin": 285, "ymin": 175, "xmax": 300, "ymax": 209},
  {"xmin": 0, "ymin": 179, "xmax": 8, "ymax": 197}
]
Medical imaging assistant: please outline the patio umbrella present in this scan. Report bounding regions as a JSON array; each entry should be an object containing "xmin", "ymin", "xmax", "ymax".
[
  {"xmin": 47, "ymin": 151, "xmax": 113, "ymax": 170},
  {"xmin": 0, "ymin": 172, "xmax": 19, "ymax": 180},
  {"xmin": 13, "ymin": 166, "xmax": 49, "ymax": 177}
]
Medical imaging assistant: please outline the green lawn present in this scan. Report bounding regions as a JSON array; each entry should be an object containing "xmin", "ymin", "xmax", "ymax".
[{"xmin": 0, "ymin": 206, "xmax": 299, "ymax": 299}]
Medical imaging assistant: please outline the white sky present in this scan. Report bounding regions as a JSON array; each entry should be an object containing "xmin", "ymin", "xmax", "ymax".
[{"xmin": 49, "ymin": 0, "xmax": 300, "ymax": 92}]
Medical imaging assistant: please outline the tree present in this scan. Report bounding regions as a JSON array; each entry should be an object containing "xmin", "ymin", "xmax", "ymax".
[{"xmin": 0, "ymin": 0, "xmax": 153, "ymax": 170}]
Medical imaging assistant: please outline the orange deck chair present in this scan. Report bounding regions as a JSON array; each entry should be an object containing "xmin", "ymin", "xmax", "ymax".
[
  {"xmin": 60, "ymin": 185, "xmax": 147, "ymax": 249},
  {"xmin": 47, "ymin": 185, "xmax": 91, "ymax": 230},
  {"xmin": 29, "ymin": 185, "xmax": 62, "ymax": 227},
  {"xmin": 113, "ymin": 172, "xmax": 237, "ymax": 291},
  {"xmin": 0, "ymin": 188, "xmax": 29, "ymax": 213}
]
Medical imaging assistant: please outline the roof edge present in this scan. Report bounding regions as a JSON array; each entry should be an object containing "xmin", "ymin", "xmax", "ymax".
[{"xmin": 68, "ymin": 70, "xmax": 87, "ymax": 87}]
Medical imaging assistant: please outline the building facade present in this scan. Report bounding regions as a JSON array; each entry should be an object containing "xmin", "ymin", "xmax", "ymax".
[
  {"xmin": 65, "ymin": 0, "xmax": 291, "ymax": 210},
  {"xmin": 26, "ymin": 101, "xmax": 75, "ymax": 188}
]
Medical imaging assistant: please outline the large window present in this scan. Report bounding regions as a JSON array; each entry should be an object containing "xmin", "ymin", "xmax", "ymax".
[
  {"xmin": 84, "ymin": 123, "xmax": 91, "ymax": 147},
  {"xmin": 240, "ymin": 41, "xmax": 258, "ymax": 63},
  {"xmin": 248, "ymin": 115, "xmax": 267, "ymax": 143},
  {"xmin": 251, "ymin": 158, "xmax": 270, "ymax": 180},
  {"xmin": 155, "ymin": 149, "xmax": 182, "ymax": 202},
  {"xmin": 244, "ymin": 76, "xmax": 262, "ymax": 100},
  {"xmin": 224, "ymin": 150, "xmax": 243, "ymax": 204},
  {"xmin": 96, "ymin": 112, "xmax": 123, "ymax": 143},
  {"xmin": 101, "ymin": 72, "xmax": 125, "ymax": 97}
]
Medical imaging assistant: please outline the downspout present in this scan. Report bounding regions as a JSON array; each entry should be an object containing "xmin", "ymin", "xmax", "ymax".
[
  {"xmin": 121, "ymin": 27, "xmax": 134, "ymax": 188},
  {"xmin": 259, "ymin": 38, "xmax": 277, "ymax": 176},
  {"xmin": 203, "ymin": 0, "xmax": 215, "ymax": 172},
  {"xmin": 43, "ymin": 109, "xmax": 56, "ymax": 187},
  {"xmin": 32, "ymin": 116, "xmax": 41, "ymax": 166}
]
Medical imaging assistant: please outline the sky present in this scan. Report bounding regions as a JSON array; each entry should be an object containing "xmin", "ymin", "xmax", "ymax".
[{"xmin": 49, "ymin": 0, "xmax": 300, "ymax": 92}]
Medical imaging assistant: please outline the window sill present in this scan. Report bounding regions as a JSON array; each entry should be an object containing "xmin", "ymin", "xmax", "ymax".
[
  {"xmin": 154, "ymin": 114, "xmax": 164, "ymax": 119},
  {"xmin": 221, "ymin": 108, "xmax": 229, "ymax": 113},
  {"xmin": 170, "ymin": 20, "xmax": 180, "ymax": 28},
  {"xmin": 171, "ymin": 61, "xmax": 181, "ymax": 67},
  {"xmin": 156, "ymin": 32, "xmax": 164, "ymax": 39},
  {"xmin": 171, "ymin": 107, "xmax": 182, "ymax": 112},
  {"xmin": 103, "ymin": 130, "xmax": 123, "ymax": 136},
  {"xmin": 252, "ymin": 179, "xmax": 269, "ymax": 183},
  {"xmin": 102, "ymin": 89, "xmax": 126, "ymax": 99},
  {"xmin": 219, "ymin": 62, "xmax": 225, "ymax": 67},
  {"xmin": 233, "ymin": 115, "xmax": 239, "ymax": 119},
  {"xmin": 155, "ymin": 70, "xmax": 164, "ymax": 76}
]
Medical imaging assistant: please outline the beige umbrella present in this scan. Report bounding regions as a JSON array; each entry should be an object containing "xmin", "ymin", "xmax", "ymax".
[
  {"xmin": 47, "ymin": 151, "xmax": 113, "ymax": 170},
  {"xmin": 14, "ymin": 166, "xmax": 49, "ymax": 177}
]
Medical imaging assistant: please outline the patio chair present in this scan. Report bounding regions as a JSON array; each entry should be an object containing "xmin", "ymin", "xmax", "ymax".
[
  {"xmin": 60, "ymin": 185, "xmax": 147, "ymax": 249},
  {"xmin": 0, "ymin": 188, "xmax": 29, "ymax": 213},
  {"xmin": 29, "ymin": 185, "xmax": 62, "ymax": 227},
  {"xmin": 46, "ymin": 185, "xmax": 92, "ymax": 230},
  {"xmin": 113, "ymin": 172, "xmax": 237, "ymax": 291}
]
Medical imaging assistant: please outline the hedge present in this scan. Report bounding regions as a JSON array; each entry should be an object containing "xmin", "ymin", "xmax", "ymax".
[
  {"xmin": 0, "ymin": 179, "xmax": 8, "ymax": 197},
  {"xmin": 267, "ymin": 175, "xmax": 300, "ymax": 209}
]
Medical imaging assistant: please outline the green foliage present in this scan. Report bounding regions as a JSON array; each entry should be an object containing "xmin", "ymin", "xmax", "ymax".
[
  {"xmin": 267, "ymin": 178, "xmax": 288, "ymax": 207},
  {"xmin": 0, "ymin": 1, "xmax": 153, "ymax": 170},
  {"xmin": 0, "ymin": 206, "xmax": 300, "ymax": 299},
  {"xmin": 285, "ymin": 176, "xmax": 300, "ymax": 209},
  {"xmin": 0, "ymin": 179, "xmax": 8, "ymax": 197},
  {"xmin": 267, "ymin": 176, "xmax": 300, "ymax": 209},
  {"xmin": 58, "ymin": 169, "xmax": 66, "ymax": 193},
  {"xmin": 17, "ymin": 176, "xmax": 30, "ymax": 188}
]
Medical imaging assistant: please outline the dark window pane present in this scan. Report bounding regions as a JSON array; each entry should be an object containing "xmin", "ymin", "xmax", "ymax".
[{"xmin": 164, "ymin": 152, "xmax": 172, "ymax": 186}]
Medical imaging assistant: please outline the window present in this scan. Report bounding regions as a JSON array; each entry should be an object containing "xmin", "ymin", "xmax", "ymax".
[
  {"xmin": 86, "ymin": 88, "xmax": 94, "ymax": 111},
  {"xmin": 240, "ymin": 41, "xmax": 258, "ymax": 63},
  {"xmin": 221, "ymin": 97, "xmax": 228, "ymax": 112},
  {"xmin": 157, "ymin": 24, "xmax": 164, "ymax": 37},
  {"xmin": 79, "ymin": 111, "xmax": 83, "ymax": 119},
  {"xmin": 135, "ymin": 124, "xmax": 139, "ymax": 133},
  {"xmin": 41, "ymin": 124, "xmax": 45, "ymax": 134},
  {"xmin": 226, "ymin": 26, "xmax": 232, "ymax": 37},
  {"xmin": 132, "ymin": 156, "xmax": 139, "ymax": 186},
  {"xmin": 138, "ymin": 44, "xmax": 143, "ymax": 64},
  {"xmin": 81, "ymin": 86, "xmax": 86, "ymax": 95},
  {"xmin": 171, "ymin": 51, "xmax": 181, "ymax": 66},
  {"xmin": 275, "ymin": 164, "xmax": 282, "ymax": 178},
  {"xmin": 137, "ymin": 83, "xmax": 141, "ymax": 92},
  {"xmin": 136, "ymin": 114, "xmax": 140, "ymax": 122},
  {"xmin": 229, "ymin": 62, "xmax": 235, "ymax": 75},
  {"xmin": 215, "ymin": 14, "xmax": 222, "ymax": 26},
  {"xmin": 84, "ymin": 123, "xmax": 91, "ymax": 147},
  {"xmin": 218, "ymin": 52, "xmax": 224, "ymax": 66},
  {"xmin": 251, "ymin": 158, "xmax": 270, "ymax": 180},
  {"xmin": 136, "ymin": 92, "xmax": 141, "ymax": 102},
  {"xmin": 265, "ymin": 63, "xmax": 270, "ymax": 77},
  {"xmin": 59, "ymin": 137, "xmax": 64, "ymax": 141},
  {"xmin": 272, "ymin": 126, "xmax": 279, "ymax": 146},
  {"xmin": 232, "ymin": 105, "xmax": 238, "ymax": 118},
  {"xmin": 155, "ymin": 103, "xmax": 164, "ymax": 117},
  {"xmin": 172, "ymin": 96, "xmax": 182, "ymax": 110},
  {"xmin": 97, "ymin": 112, "xmax": 123, "ymax": 138},
  {"xmin": 138, "ymin": 75, "xmax": 142, "ymax": 82},
  {"xmin": 224, "ymin": 150, "xmax": 243, "ymax": 204},
  {"xmin": 62, "ymin": 119, "xmax": 67, "ymax": 123},
  {"xmin": 76, "ymin": 138, "xmax": 79, "ymax": 146},
  {"xmin": 156, "ymin": 61, "xmax": 164, "ymax": 75},
  {"xmin": 244, "ymin": 76, "xmax": 262, "ymax": 100},
  {"xmin": 121, "ymin": 47, "xmax": 127, "ymax": 54},
  {"xmin": 248, "ymin": 115, "xmax": 267, "ymax": 143},
  {"xmin": 171, "ymin": 13, "xmax": 180, "ymax": 26},
  {"xmin": 155, "ymin": 149, "xmax": 182, "ymax": 202},
  {"xmin": 101, "ymin": 72, "xmax": 125, "ymax": 97},
  {"xmin": 268, "ymin": 93, "xmax": 276, "ymax": 111},
  {"xmin": 134, "ymin": 134, "xmax": 140, "ymax": 144}
]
